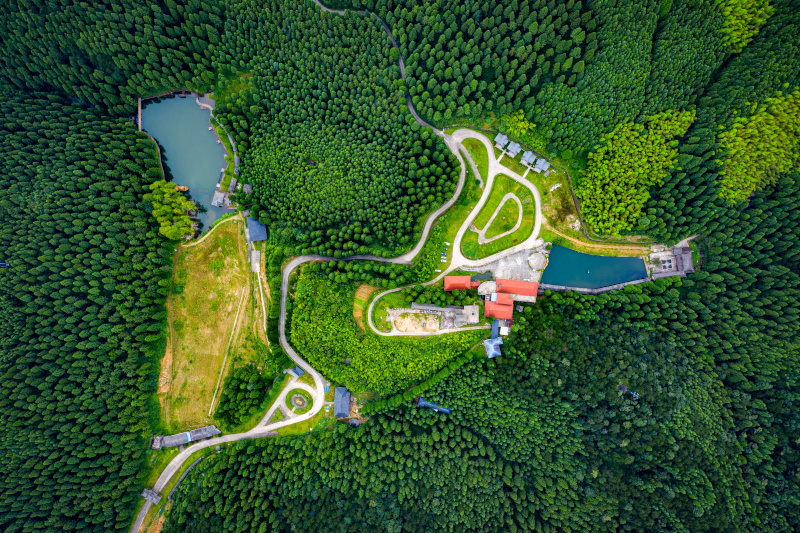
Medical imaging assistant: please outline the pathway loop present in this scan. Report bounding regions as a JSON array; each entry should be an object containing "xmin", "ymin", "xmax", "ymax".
[{"xmin": 475, "ymin": 193, "xmax": 523, "ymax": 245}]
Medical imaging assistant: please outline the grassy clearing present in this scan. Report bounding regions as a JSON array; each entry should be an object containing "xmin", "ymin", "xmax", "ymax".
[
  {"xmin": 353, "ymin": 283, "xmax": 380, "ymax": 330},
  {"xmin": 140, "ymin": 447, "xmax": 179, "ymax": 488},
  {"xmin": 372, "ymin": 291, "xmax": 406, "ymax": 333},
  {"xmin": 438, "ymin": 160, "xmax": 483, "ymax": 267},
  {"xmin": 167, "ymin": 221, "xmax": 249, "ymax": 431},
  {"xmin": 277, "ymin": 411, "xmax": 336, "ymax": 436},
  {"xmin": 484, "ymin": 196, "xmax": 521, "ymax": 240},
  {"xmin": 690, "ymin": 240, "xmax": 702, "ymax": 268},
  {"xmin": 462, "ymin": 138, "xmax": 489, "ymax": 183},
  {"xmin": 461, "ymin": 174, "xmax": 535, "ymax": 260},
  {"xmin": 285, "ymin": 389, "xmax": 313, "ymax": 415}
]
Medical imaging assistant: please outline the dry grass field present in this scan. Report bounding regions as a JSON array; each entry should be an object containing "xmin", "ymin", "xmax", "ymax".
[{"xmin": 166, "ymin": 221, "xmax": 250, "ymax": 431}]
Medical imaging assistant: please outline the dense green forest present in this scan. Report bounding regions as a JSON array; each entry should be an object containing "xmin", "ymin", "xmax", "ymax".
[
  {"xmin": 290, "ymin": 267, "xmax": 482, "ymax": 393},
  {"xmin": 0, "ymin": 95, "xmax": 168, "ymax": 531},
  {"xmin": 0, "ymin": 0, "xmax": 799, "ymax": 531},
  {"xmin": 164, "ymin": 175, "xmax": 800, "ymax": 531}
]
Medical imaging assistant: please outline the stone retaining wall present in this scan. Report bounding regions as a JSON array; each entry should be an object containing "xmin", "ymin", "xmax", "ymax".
[{"xmin": 538, "ymin": 276, "xmax": 652, "ymax": 295}]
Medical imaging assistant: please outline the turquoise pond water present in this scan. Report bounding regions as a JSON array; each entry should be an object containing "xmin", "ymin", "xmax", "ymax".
[
  {"xmin": 141, "ymin": 95, "xmax": 229, "ymax": 233},
  {"xmin": 540, "ymin": 245, "xmax": 648, "ymax": 289}
]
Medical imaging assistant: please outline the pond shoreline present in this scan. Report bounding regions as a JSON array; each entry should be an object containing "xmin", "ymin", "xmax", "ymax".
[{"xmin": 140, "ymin": 94, "xmax": 232, "ymax": 234}]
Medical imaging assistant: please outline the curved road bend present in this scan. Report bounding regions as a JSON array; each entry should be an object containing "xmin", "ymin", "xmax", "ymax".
[{"xmin": 366, "ymin": 129, "xmax": 545, "ymax": 336}]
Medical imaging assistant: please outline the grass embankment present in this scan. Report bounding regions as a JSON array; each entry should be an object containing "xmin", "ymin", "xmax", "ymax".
[
  {"xmin": 285, "ymin": 389, "xmax": 314, "ymax": 415},
  {"xmin": 461, "ymin": 174, "xmax": 535, "ymax": 260},
  {"xmin": 484, "ymin": 196, "xmax": 521, "ymax": 240},
  {"xmin": 372, "ymin": 291, "xmax": 406, "ymax": 333},
  {"xmin": 462, "ymin": 138, "xmax": 489, "ymax": 183},
  {"xmin": 210, "ymin": 116, "xmax": 236, "ymax": 191},
  {"xmin": 137, "ymin": 446, "xmax": 221, "ymax": 533},
  {"xmin": 167, "ymin": 221, "xmax": 249, "ymax": 431}
]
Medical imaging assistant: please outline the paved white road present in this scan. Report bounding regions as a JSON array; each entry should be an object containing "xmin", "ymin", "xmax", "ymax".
[{"xmin": 365, "ymin": 129, "xmax": 543, "ymax": 336}]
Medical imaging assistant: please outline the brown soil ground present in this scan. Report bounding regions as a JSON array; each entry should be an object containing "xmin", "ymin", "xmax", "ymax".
[
  {"xmin": 394, "ymin": 311, "xmax": 439, "ymax": 333},
  {"xmin": 353, "ymin": 284, "xmax": 380, "ymax": 330}
]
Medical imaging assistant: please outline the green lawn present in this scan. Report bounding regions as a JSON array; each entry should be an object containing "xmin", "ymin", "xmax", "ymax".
[
  {"xmin": 461, "ymin": 174, "xmax": 535, "ymax": 260},
  {"xmin": 372, "ymin": 291, "xmax": 406, "ymax": 332},
  {"xmin": 285, "ymin": 388, "xmax": 313, "ymax": 415},
  {"xmin": 462, "ymin": 138, "xmax": 489, "ymax": 183},
  {"xmin": 484, "ymin": 196, "xmax": 521, "ymax": 240}
]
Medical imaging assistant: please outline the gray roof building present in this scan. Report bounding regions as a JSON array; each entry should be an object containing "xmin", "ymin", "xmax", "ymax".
[
  {"xmin": 484, "ymin": 337, "xmax": 503, "ymax": 358},
  {"xmin": 151, "ymin": 425, "xmax": 221, "ymax": 449},
  {"xmin": 334, "ymin": 387, "xmax": 351, "ymax": 418},
  {"xmin": 243, "ymin": 184, "xmax": 253, "ymax": 194},
  {"xmin": 247, "ymin": 217, "xmax": 267, "ymax": 242},
  {"xmin": 521, "ymin": 151, "xmax": 537, "ymax": 166},
  {"xmin": 680, "ymin": 247, "xmax": 695, "ymax": 274},
  {"xmin": 228, "ymin": 178, "xmax": 238, "ymax": 193},
  {"xmin": 535, "ymin": 159, "xmax": 551, "ymax": 171},
  {"xmin": 494, "ymin": 133, "xmax": 509, "ymax": 147},
  {"xmin": 292, "ymin": 365, "xmax": 304, "ymax": 377},
  {"xmin": 507, "ymin": 142, "xmax": 522, "ymax": 157},
  {"xmin": 211, "ymin": 190, "xmax": 226, "ymax": 207}
]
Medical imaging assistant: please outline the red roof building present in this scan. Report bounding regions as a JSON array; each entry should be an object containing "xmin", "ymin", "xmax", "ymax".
[
  {"xmin": 444, "ymin": 276, "xmax": 480, "ymax": 291},
  {"xmin": 495, "ymin": 293, "xmax": 514, "ymax": 305},
  {"xmin": 496, "ymin": 279, "xmax": 539, "ymax": 297},
  {"xmin": 484, "ymin": 301, "xmax": 514, "ymax": 320}
]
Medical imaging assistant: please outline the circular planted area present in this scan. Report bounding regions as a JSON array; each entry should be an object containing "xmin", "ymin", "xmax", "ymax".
[
  {"xmin": 462, "ymin": 174, "xmax": 536, "ymax": 260},
  {"xmin": 285, "ymin": 389, "xmax": 313, "ymax": 415}
]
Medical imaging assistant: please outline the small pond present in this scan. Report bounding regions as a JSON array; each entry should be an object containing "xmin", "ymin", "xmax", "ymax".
[
  {"xmin": 141, "ymin": 95, "xmax": 229, "ymax": 233},
  {"xmin": 540, "ymin": 245, "xmax": 648, "ymax": 289}
]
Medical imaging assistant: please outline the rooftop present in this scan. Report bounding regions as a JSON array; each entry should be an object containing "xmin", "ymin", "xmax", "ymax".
[
  {"xmin": 247, "ymin": 217, "xmax": 267, "ymax": 242},
  {"xmin": 521, "ymin": 151, "xmax": 537, "ymax": 165},
  {"xmin": 507, "ymin": 142, "xmax": 522, "ymax": 155},
  {"xmin": 444, "ymin": 275, "xmax": 480, "ymax": 291},
  {"xmin": 484, "ymin": 300, "xmax": 514, "ymax": 320},
  {"xmin": 496, "ymin": 279, "xmax": 539, "ymax": 297},
  {"xmin": 494, "ymin": 133, "xmax": 509, "ymax": 147},
  {"xmin": 334, "ymin": 387, "xmax": 350, "ymax": 418}
]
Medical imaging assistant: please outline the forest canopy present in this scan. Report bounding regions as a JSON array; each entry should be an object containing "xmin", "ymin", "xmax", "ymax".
[
  {"xmin": 717, "ymin": 87, "xmax": 800, "ymax": 201},
  {"xmin": 0, "ymin": 0, "xmax": 798, "ymax": 532},
  {"xmin": 575, "ymin": 109, "xmax": 695, "ymax": 235}
]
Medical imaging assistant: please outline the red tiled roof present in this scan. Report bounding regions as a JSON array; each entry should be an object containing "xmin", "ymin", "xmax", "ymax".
[
  {"xmin": 495, "ymin": 293, "xmax": 514, "ymax": 305},
  {"xmin": 444, "ymin": 276, "xmax": 480, "ymax": 291},
  {"xmin": 484, "ymin": 301, "xmax": 514, "ymax": 319},
  {"xmin": 496, "ymin": 279, "xmax": 539, "ymax": 297},
  {"xmin": 444, "ymin": 276, "xmax": 471, "ymax": 291}
]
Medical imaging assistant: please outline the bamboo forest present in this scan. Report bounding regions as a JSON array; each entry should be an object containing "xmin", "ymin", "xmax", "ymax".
[{"xmin": 0, "ymin": 1, "xmax": 798, "ymax": 532}]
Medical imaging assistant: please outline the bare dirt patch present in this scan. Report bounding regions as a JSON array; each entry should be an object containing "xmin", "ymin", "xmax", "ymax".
[
  {"xmin": 393, "ymin": 311, "xmax": 439, "ymax": 333},
  {"xmin": 353, "ymin": 284, "xmax": 380, "ymax": 330}
]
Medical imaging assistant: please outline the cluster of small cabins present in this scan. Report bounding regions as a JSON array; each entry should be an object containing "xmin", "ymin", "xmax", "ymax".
[
  {"xmin": 494, "ymin": 133, "xmax": 551, "ymax": 174},
  {"xmin": 442, "ymin": 273, "xmax": 539, "ymax": 359}
]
